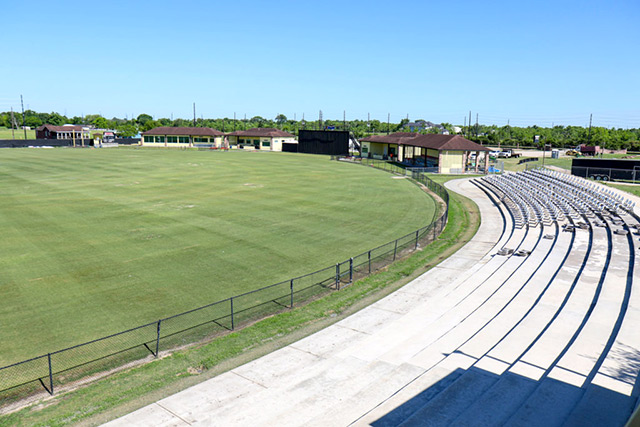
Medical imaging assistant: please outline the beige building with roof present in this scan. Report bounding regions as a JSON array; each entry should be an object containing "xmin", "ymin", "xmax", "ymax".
[
  {"xmin": 141, "ymin": 127, "xmax": 224, "ymax": 148},
  {"xmin": 360, "ymin": 133, "xmax": 490, "ymax": 173},
  {"xmin": 226, "ymin": 128, "xmax": 297, "ymax": 151}
]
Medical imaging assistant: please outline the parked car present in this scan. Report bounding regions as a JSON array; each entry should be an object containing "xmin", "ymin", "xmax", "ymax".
[{"xmin": 498, "ymin": 151, "xmax": 511, "ymax": 158}]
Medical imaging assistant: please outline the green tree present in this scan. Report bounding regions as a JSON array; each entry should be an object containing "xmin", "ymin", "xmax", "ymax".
[
  {"xmin": 275, "ymin": 114, "xmax": 287, "ymax": 128},
  {"xmin": 92, "ymin": 116, "xmax": 110, "ymax": 129},
  {"xmin": 136, "ymin": 113, "xmax": 153, "ymax": 126},
  {"xmin": 142, "ymin": 120, "xmax": 161, "ymax": 132},
  {"xmin": 46, "ymin": 112, "xmax": 65, "ymax": 126},
  {"xmin": 251, "ymin": 116, "xmax": 266, "ymax": 127},
  {"xmin": 116, "ymin": 123, "xmax": 138, "ymax": 138},
  {"xmin": 24, "ymin": 115, "xmax": 43, "ymax": 128}
]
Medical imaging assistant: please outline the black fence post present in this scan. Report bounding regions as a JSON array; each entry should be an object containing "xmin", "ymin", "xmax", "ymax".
[
  {"xmin": 155, "ymin": 319, "xmax": 161, "ymax": 357},
  {"xmin": 230, "ymin": 297, "xmax": 235, "ymax": 330},
  {"xmin": 47, "ymin": 353, "xmax": 53, "ymax": 395},
  {"xmin": 393, "ymin": 239, "xmax": 398, "ymax": 261},
  {"xmin": 335, "ymin": 263, "xmax": 340, "ymax": 290},
  {"xmin": 349, "ymin": 257, "xmax": 353, "ymax": 283},
  {"xmin": 368, "ymin": 250, "xmax": 371, "ymax": 274},
  {"xmin": 415, "ymin": 229, "xmax": 419, "ymax": 249},
  {"xmin": 290, "ymin": 279, "xmax": 294, "ymax": 309}
]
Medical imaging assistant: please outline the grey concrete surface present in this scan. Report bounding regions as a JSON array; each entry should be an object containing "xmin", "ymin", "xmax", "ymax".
[{"xmin": 104, "ymin": 176, "xmax": 640, "ymax": 426}]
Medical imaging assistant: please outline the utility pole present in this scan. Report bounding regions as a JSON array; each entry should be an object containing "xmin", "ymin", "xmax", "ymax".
[
  {"xmin": 468, "ymin": 111, "xmax": 472, "ymax": 140},
  {"xmin": 587, "ymin": 113, "xmax": 598, "ymax": 156},
  {"xmin": 475, "ymin": 113, "xmax": 479, "ymax": 139},
  {"xmin": 319, "ymin": 110, "xmax": 323, "ymax": 130},
  {"xmin": 21, "ymin": 95, "xmax": 27, "ymax": 140},
  {"xmin": 193, "ymin": 103, "xmax": 196, "ymax": 126},
  {"xmin": 10, "ymin": 107, "xmax": 15, "ymax": 139}
]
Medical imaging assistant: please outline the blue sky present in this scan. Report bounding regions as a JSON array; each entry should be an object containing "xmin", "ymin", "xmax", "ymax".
[{"xmin": 2, "ymin": 0, "xmax": 639, "ymax": 128}]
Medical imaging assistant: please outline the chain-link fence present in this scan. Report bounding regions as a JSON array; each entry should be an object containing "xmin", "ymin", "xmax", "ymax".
[{"xmin": 0, "ymin": 159, "xmax": 450, "ymax": 401}]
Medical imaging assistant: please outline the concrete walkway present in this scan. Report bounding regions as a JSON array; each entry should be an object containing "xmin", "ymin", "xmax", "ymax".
[{"xmin": 105, "ymin": 177, "xmax": 640, "ymax": 426}]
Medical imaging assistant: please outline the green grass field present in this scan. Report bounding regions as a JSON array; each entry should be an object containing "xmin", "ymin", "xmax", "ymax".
[
  {"xmin": 0, "ymin": 127, "xmax": 35, "ymax": 140},
  {"xmin": 0, "ymin": 148, "xmax": 435, "ymax": 365},
  {"xmin": 606, "ymin": 182, "xmax": 640, "ymax": 198}
]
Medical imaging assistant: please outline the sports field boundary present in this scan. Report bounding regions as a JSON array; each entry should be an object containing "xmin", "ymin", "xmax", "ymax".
[{"xmin": 0, "ymin": 159, "xmax": 448, "ymax": 404}]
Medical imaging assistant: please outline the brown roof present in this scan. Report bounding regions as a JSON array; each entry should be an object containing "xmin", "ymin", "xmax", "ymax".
[
  {"xmin": 36, "ymin": 124, "xmax": 85, "ymax": 132},
  {"xmin": 361, "ymin": 133, "xmax": 490, "ymax": 152},
  {"xmin": 142, "ymin": 126, "xmax": 224, "ymax": 136},
  {"xmin": 226, "ymin": 128, "xmax": 295, "ymax": 138},
  {"xmin": 360, "ymin": 132, "xmax": 420, "ymax": 144}
]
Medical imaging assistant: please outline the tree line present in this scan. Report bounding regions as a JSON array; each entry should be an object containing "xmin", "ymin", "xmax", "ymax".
[{"xmin": 1, "ymin": 110, "xmax": 638, "ymax": 150}]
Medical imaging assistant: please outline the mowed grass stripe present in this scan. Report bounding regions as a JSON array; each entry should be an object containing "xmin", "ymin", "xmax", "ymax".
[{"xmin": 0, "ymin": 149, "xmax": 435, "ymax": 365}]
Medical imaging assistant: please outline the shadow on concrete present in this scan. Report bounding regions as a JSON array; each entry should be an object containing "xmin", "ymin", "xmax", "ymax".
[{"xmin": 371, "ymin": 366, "xmax": 639, "ymax": 427}]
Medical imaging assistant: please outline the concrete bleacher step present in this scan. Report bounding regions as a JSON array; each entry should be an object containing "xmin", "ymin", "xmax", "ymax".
[
  {"xmin": 202, "ymin": 355, "xmax": 392, "ymax": 425},
  {"xmin": 380, "ymin": 229, "xmax": 543, "ymax": 368},
  {"xmin": 483, "ymin": 228, "xmax": 591, "ymax": 366},
  {"xmin": 514, "ymin": 227, "xmax": 606, "ymax": 372},
  {"xmin": 549, "ymin": 230, "xmax": 631, "ymax": 387},
  {"xmin": 397, "ymin": 367, "xmax": 498, "ymax": 427},
  {"xmin": 449, "ymin": 371, "xmax": 539, "ymax": 426},
  {"xmin": 504, "ymin": 377, "xmax": 585, "ymax": 426},
  {"xmin": 350, "ymin": 366, "xmax": 465, "ymax": 427},
  {"xmin": 458, "ymin": 227, "xmax": 571, "ymax": 361},
  {"xmin": 302, "ymin": 362, "xmax": 428, "ymax": 426},
  {"xmin": 562, "ymin": 385, "xmax": 638, "ymax": 427},
  {"xmin": 396, "ymin": 228, "xmax": 550, "ymax": 369},
  {"xmin": 263, "ymin": 360, "xmax": 426, "ymax": 426}
]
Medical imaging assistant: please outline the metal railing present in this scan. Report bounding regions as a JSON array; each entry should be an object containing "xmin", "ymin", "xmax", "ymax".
[{"xmin": 0, "ymin": 159, "xmax": 450, "ymax": 400}]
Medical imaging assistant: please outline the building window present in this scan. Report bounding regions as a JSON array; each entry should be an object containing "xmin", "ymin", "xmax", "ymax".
[
  {"xmin": 144, "ymin": 136, "xmax": 155, "ymax": 143},
  {"xmin": 157, "ymin": 136, "xmax": 165, "ymax": 143},
  {"xmin": 178, "ymin": 136, "xmax": 190, "ymax": 143},
  {"xmin": 262, "ymin": 140, "xmax": 271, "ymax": 147},
  {"xmin": 193, "ymin": 137, "xmax": 209, "ymax": 143},
  {"xmin": 167, "ymin": 136, "xmax": 178, "ymax": 143}
]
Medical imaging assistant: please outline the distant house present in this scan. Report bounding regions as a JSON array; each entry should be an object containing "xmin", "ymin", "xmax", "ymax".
[
  {"xmin": 403, "ymin": 120, "xmax": 447, "ymax": 134},
  {"xmin": 141, "ymin": 127, "xmax": 224, "ymax": 148},
  {"xmin": 36, "ymin": 124, "xmax": 90, "ymax": 140},
  {"xmin": 226, "ymin": 128, "xmax": 297, "ymax": 151}
]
